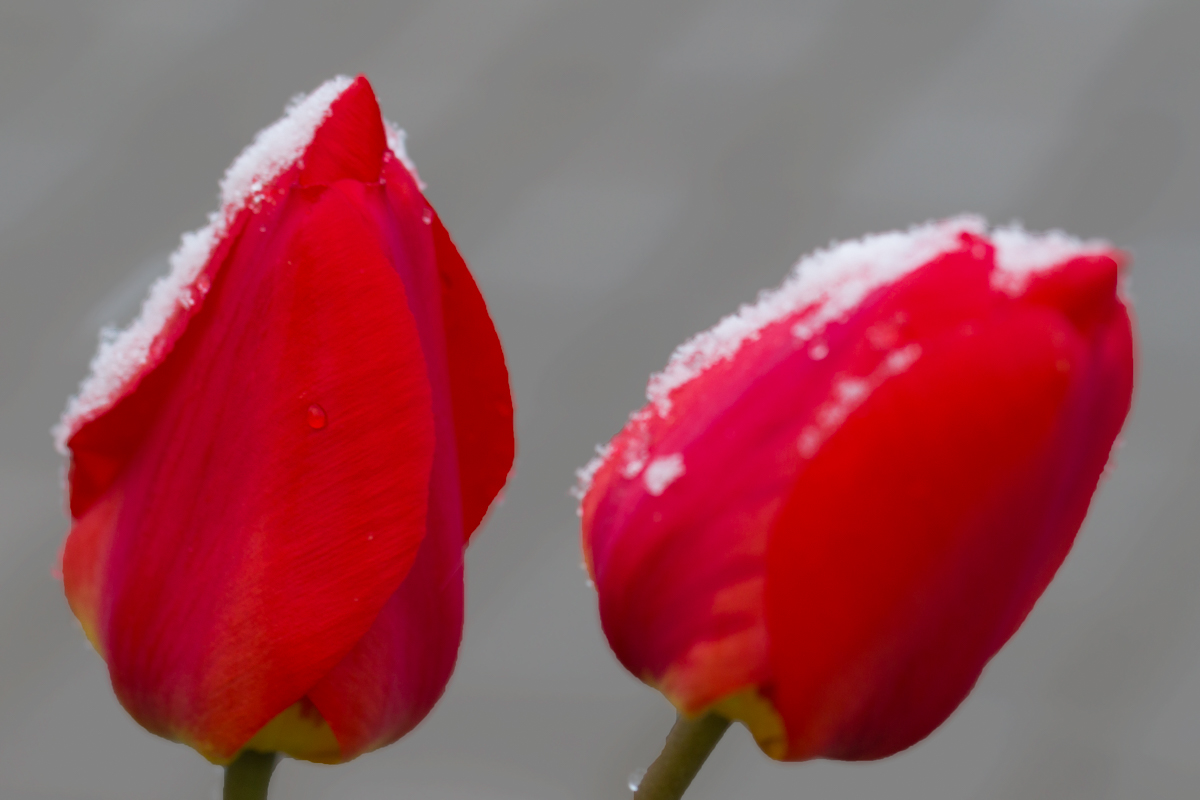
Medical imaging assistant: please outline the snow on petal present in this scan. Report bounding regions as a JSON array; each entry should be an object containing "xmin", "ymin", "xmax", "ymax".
[
  {"xmin": 644, "ymin": 454, "xmax": 685, "ymax": 496},
  {"xmin": 384, "ymin": 120, "xmax": 425, "ymax": 190},
  {"xmin": 990, "ymin": 223, "xmax": 1113, "ymax": 296},
  {"xmin": 55, "ymin": 76, "xmax": 355, "ymax": 453},
  {"xmin": 646, "ymin": 216, "xmax": 985, "ymax": 416}
]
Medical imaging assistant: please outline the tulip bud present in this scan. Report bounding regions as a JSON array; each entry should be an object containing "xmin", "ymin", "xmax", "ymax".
[
  {"xmin": 56, "ymin": 76, "xmax": 514, "ymax": 765},
  {"xmin": 579, "ymin": 216, "xmax": 1134, "ymax": 761}
]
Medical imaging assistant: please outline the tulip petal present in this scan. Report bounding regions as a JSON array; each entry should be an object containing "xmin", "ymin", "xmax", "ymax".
[
  {"xmin": 765, "ymin": 261, "xmax": 1132, "ymax": 760},
  {"xmin": 369, "ymin": 147, "xmax": 514, "ymax": 540},
  {"xmin": 582, "ymin": 221, "xmax": 1133, "ymax": 764},
  {"xmin": 431, "ymin": 212, "xmax": 515, "ymax": 538},
  {"xmin": 305, "ymin": 467, "xmax": 465, "ymax": 760},
  {"xmin": 275, "ymin": 151, "xmax": 473, "ymax": 762},
  {"xmin": 299, "ymin": 75, "xmax": 386, "ymax": 186},
  {"xmin": 61, "ymin": 488, "xmax": 122, "ymax": 651},
  {"xmin": 63, "ymin": 184, "xmax": 436, "ymax": 762}
]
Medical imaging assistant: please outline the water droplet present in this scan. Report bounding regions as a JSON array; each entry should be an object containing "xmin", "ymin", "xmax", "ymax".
[
  {"xmin": 421, "ymin": 208, "xmax": 432, "ymax": 225},
  {"xmin": 307, "ymin": 404, "xmax": 328, "ymax": 430},
  {"xmin": 627, "ymin": 769, "xmax": 646, "ymax": 792}
]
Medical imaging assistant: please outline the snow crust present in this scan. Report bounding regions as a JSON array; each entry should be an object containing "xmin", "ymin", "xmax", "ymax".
[
  {"xmin": 643, "ymin": 454, "xmax": 685, "ymax": 496},
  {"xmin": 573, "ymin": 215, "xmax": 1115, "ymax": 502},
  {"xmin": 646, "ymin": 215, "xmax": 986, "ymax": 416},
  {"xmin": 991, "ymin": 223, "xmax": 1111, "ymax": 296},
  {"xmin": 221, "ymin": 76, "xmax": 354, "ymax": 210},
  {"xmin": 54, "ymin": 76, "xmax": 355, "ymax": 453},
  {"xmin": 797, "ymin": 343, "xmax": 921, "ymax": 458},
  {"xmin": 385, "ymin": 121, "xmax": 425, "ymax": 190},
  {"xmin": 572, "ymin": 443, "xmax": 613, "ymax": 508}
]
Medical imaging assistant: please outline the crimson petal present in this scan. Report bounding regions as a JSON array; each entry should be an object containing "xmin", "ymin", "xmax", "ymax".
[
  {"xmin": 64, "ymin": 183, "xmax": 435, "ymax": 762},
  {"xmin": 431, "ymin": 212, "xmax": 515, "ymax": 538}
]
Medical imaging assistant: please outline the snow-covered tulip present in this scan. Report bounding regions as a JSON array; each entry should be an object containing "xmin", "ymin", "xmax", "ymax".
[
  {"xmin": 56, "ymin": 76, "xmax": 514, "ymax": 765},
  {"xmin": 579, "ymin": 217, "xmax": 1134, "ymax": 762}
]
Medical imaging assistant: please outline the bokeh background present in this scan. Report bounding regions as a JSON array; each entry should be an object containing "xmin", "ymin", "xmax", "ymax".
[{"xmin": 1, "ymin": 0, "xmax": 1198, "ymax": 797}]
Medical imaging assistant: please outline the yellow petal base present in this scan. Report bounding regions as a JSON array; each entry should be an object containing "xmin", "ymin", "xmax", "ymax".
[
  {"xmin": 240, "ymin": 698, "xmax": 341, "ymax": 764},
  {"xmin": 705, "ymin": 686, "xmax": 788, "ymax": 760},
  {"xmin": 651, "ymin": 673, "xmax": 789, "ymax": 761}
]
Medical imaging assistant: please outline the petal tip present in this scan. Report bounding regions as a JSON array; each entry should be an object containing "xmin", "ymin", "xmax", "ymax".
[{"xmin": 300, "ymin": 74, "xmax": 387, "ymax": 185}]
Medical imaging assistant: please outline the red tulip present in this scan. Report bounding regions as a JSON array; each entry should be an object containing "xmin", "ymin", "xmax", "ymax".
[
  {"xmin": 56, "ymin": 76, "xmax": 514, "ymax": 765},
  {"xmin": 579, "ymin": 217, "xmax": 1134, "ymax": 761}
]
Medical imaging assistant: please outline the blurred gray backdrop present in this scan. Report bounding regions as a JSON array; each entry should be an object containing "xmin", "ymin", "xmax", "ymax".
[{"xmin": 1, "ymin": 0, "xmax": 1199, "ymax": 798}]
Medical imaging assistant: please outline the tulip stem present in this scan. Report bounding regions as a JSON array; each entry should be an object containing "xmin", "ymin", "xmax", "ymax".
[
  {"xmin": 223, "ymin": 750, "xmax": 279, "ymax": 800},
  {"xmin": 633, "ymin": 712, "xmax": 732, "ymax": 800}
]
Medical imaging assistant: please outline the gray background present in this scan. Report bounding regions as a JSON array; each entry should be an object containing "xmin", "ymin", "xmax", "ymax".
[{"xmin": 0, "ymin": 0, "xmax": 1198, "ymax": 798}]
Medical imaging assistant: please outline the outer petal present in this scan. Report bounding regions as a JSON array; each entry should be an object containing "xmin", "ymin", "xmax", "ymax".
[
  {"xmin": 431, "ymin": 212, "xmax": 515, "ymax": 539},
  {"xmin": 304, "ymin": 450, "xmax": 464, "ymax": 760},
  {"xmin": 299, "ymin": 76, "xmax": 386, "ymax": 186},
  {"xmin": 766, "ymin": 260, "xmax": 1131, "ymax": 760},
  {"xmin": 374, "ymin": 153, "xmax": 514, "ymax": 540},
  {"xmin": 765, "ymin": 255, "xmax": 1132, "ymax": 760},
  {"xmin": 63, "ymin": 180, "xmax": 435, "ymax": 762},
  {"xmin": 290, "ymin": 153, "xmax": 470, "ymax": 761},
  {"xmin": 277, "ymin": 127, "xmax": 512, "ymax": 758}
]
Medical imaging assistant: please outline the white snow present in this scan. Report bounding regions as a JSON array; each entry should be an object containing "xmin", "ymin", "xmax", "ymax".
[
  {"xmin": 643, "ymin": 454, "xmax": 685, "ymax": 496},
  {"xmin": 991, "ymin": 223, "xmax": 1111, "ymax": 296},
  {"xmin": 619, "ymin": 426, "xmax": 650, "ymax": 479},
  {"xmin": 55, "ymin": 76, "xmax": 360, "ymax": 454},
  {"xmin": 797, "ymin": 343, "xmax": 922, "ymax": 458},
  {"xmin": 220, "ymin": 76, "xmax": 353, "ymax": 211},
  {"xmin": 575, "ymin": 215, "xmax": 1116, "ymax": 504},
  {"xmin": 572, "ymin": 443, "xmax": 613, "ymax": 505},
  {"xmin": 384, "ymin": 120, "xmax": 425, "ymax": 190},
  {"xmin": 645, "ymin": 215, "xmax": 986, "ymax": 416}
]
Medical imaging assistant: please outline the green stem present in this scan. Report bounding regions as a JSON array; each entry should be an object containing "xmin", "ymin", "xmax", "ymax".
[
  {"xmin": 223, "ymin": 750, "xmax": 279, "ymax": 800},
  {"xmin": 633, "ymin": 713, "xmax": 732, "ymax": 800}
]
